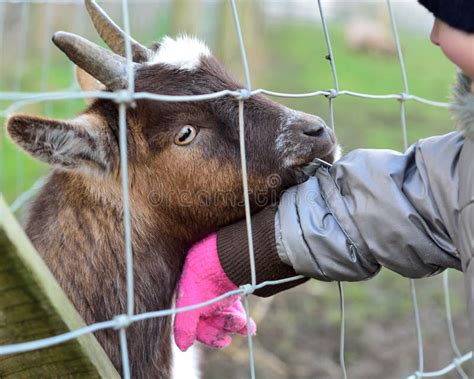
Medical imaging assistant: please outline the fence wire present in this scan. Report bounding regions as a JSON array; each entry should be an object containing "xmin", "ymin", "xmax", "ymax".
[{"xmin": 0, "ymin": 1, "xmax": 472, "ymax": 378}]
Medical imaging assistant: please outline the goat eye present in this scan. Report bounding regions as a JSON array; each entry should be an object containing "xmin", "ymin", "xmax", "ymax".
[{"xmin": 174, "ymin": 125, "xmax": 197, "ymax": 146}]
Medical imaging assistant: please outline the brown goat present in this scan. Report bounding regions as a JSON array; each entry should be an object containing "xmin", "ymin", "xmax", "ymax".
[{"xmin": 6, "ymin": 1, "xmax": 338, "ymax": 378}]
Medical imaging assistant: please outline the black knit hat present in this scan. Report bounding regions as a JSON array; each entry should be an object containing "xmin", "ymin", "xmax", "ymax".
[{"xmin": 418, "ymin": 0, "xmax": 474, "ymax": 33}]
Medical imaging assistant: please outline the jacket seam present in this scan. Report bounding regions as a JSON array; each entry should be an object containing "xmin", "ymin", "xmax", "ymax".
[
  {"xmin": 274, "ymin": 209, "xmax": 291, "ymax": 267},
  {"xmin": 460, "ymin": 199, "xmax": 474, "ymax": 212},
  {"xmin": 318, "ymin": 167, "xmax": 380, "ymax": 273},
  {"xmin": 320, "ymin": 187, "xmax": 382, "ymax": 280},
  {"xmin": 319, "ymin": 190, "xmax": 359, "ymax": 258},
  {"xmin": 294, "ymin": 184, "xmax": 329, "ymax": 281}
]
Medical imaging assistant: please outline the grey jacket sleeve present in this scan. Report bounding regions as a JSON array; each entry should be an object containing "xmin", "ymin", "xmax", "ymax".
[
  {"xmin": 275, "ymin": 131, "xmax": 464, "ymax": 282},
  {"xmin": 457, "ymin": 138, "xmax": 474, "ymax": 350}
]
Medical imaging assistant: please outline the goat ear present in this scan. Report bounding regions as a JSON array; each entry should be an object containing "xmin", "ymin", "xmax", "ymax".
[
  {"xmin": 75, "ymin": 66, "xmax": 105, "ymax": 104},
  {"xmin": 7, "ymin": 114, "xmax": 115, "ymax": 176}
]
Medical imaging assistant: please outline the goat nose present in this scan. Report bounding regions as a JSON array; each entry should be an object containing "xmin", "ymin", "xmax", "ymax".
[
  {"xmin": 298, "ymin": 116, "xmax": 328, "ymax": 138},
  {"xmin": 302, "ymin": 123, "xmax": 326, "ymax": 138}
]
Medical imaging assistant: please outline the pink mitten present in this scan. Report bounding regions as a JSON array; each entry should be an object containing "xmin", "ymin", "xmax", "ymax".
[{"xmin": 174, "ymin": 234, "xmax": 256, "ymax": 351}]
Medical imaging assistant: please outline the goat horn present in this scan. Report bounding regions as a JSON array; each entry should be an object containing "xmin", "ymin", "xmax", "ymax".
[
  {"xmin": 53, "ymin": 31, "xmax": 130, "ymax": 90},
  {"xmin": 85, "ymin": 0, "xmax": 150, "ymax": 62}
]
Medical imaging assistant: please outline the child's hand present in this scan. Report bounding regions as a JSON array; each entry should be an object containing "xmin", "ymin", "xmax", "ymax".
[{"xmin": 173, "ymin": 234, "xmax": 256, "ymax": 351}]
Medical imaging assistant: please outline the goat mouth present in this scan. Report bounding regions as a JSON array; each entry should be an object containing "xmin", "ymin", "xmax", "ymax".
[
  {"xmin": 289, "ymin": 142, "xmax": 339, "ymax": 180},
  {"xmin": 289, "ymin": 141, "xmax": 338, "ymax": 168}
]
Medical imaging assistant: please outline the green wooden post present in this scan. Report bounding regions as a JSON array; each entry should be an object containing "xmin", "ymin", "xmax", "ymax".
[{"xmin": 0, "ymin": 195, "xmax": 119, "ymax": 378}]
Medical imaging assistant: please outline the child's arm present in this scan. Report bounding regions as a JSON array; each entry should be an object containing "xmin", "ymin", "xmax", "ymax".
[
  {"xmin": 218, "ymin": 132, "xmax": 464, "ymax": 293},
  {"xmin": 174, "ymin": 131, "xmax": 466, "ymax": 350}
]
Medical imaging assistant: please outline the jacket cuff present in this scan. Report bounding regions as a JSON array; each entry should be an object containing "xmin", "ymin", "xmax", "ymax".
[{"xmin": 217, "ymin": 206, "xmax": 308, "ymax": 297}]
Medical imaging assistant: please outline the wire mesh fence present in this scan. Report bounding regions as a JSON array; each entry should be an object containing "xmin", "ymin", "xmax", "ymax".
[{"xmin": 0, "ymin": 0, "xmax": 472, "ymax": 378}]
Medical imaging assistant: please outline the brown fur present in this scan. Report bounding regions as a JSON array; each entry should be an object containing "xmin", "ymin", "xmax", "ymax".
[{"xmin": 7, "ymin": 40, "xmax": 337, "ymax": 378}]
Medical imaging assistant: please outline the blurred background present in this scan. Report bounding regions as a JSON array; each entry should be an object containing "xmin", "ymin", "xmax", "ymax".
[{"xmin": 0, "ymin": 0, "xmax": 471, "ymax": 378}]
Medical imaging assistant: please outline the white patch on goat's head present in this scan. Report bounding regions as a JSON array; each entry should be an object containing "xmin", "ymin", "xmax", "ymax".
[
  {"xmin": 275, "ymin": 110, "xmax": 310, "ymax": 167},
  {"xmin": 275, "ymin": 110, "xmax": 296, "ymax": 155},
  {"xmin": 150, "ymin": 35, "xmax": 211, "ymax": 71}
]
